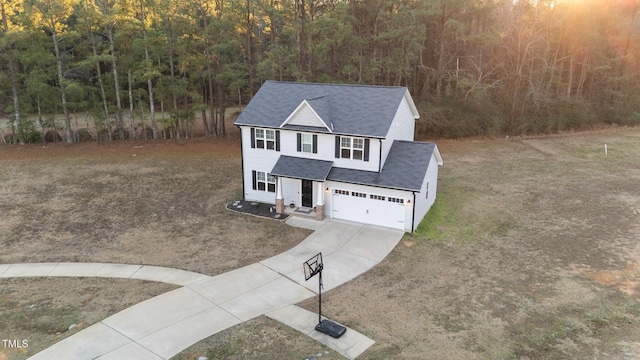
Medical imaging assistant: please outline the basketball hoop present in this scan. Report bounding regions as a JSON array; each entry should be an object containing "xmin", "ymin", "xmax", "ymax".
[
  {"xmin": 303, "ymin": 253, "xmax": 346, "ymax": 338},
  {"xmin": 304, "ymin": 253, "xmax": 323, "ymax": 281}
]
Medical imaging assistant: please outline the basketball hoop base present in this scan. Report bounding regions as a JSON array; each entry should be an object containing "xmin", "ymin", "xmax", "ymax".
[{"xmin": 315, "ymin": 319, "xmax": 346, "ymax": 338}]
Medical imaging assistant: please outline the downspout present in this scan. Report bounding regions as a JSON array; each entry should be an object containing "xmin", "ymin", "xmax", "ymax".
[
  {"xmin": 378, "ymin": 139, "xmax": 383, "ymax": 172},
  {"xmin": 239, "ymin": 126, "xmax": 245, "ymax": 199},
  {"xmin": 411, "ymin": 192, "xmax": 416, "ymax": 232}
]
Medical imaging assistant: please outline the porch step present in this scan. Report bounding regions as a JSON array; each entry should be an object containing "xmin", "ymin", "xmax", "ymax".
[{"xmin": 286, "ymin": 207, "xmax": 317, "ymax": 219}]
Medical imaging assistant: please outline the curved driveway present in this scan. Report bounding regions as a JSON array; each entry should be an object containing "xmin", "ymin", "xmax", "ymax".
[{"xmin": 0, "ymin": 219, "xmax": 403, "ymax": 360}]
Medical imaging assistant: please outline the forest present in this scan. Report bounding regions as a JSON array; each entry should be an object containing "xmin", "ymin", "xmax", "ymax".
[{"xmin": 1, "ymin": 0, "xmax": 640, "ymax": 143}]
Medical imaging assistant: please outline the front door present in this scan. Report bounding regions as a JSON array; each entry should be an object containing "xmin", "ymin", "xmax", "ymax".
[{"xmin": 301, "ymin": 180, "xmax": 313, "ymax": 207}]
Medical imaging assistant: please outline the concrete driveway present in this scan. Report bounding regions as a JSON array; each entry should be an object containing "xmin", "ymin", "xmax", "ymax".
[{"xmin": 22, "ymin": 219, "xmax": 404, "ymax": 360}]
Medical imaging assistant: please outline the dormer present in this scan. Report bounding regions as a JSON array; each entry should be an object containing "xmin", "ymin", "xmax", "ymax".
[{"xmin": 280, "ymin": 97, "xmax": 333, "ymax": 132}]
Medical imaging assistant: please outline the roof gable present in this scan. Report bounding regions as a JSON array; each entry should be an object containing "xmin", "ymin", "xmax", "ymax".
[
  {"xmin": 280, "ymin": 98, "xmax": 333, "ymax": 132},
  {"xmin": 235, "ymin": 81, "xmax": 415, "ymax": 138}
]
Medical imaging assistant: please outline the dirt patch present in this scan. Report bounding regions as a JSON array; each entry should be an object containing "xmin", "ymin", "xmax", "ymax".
[{"xmin": 0, "ymin": 138, "xmax": 310, "ymax": 275}]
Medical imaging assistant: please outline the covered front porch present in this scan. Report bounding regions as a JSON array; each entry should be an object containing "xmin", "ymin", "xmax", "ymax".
[{"xmin": 270, "ymin": 155, "xmax": 333, "ymax": 221}]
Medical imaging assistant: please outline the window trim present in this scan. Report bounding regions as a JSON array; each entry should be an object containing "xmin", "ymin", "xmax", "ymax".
[
  {"xmin": 336, "ymin": 136, "xmax": 369, "ymax": 161},
  {"xmin": 253, "ymin": 170, "xmax": 276, "ymax": 193},
  {"xmin": 251, "ymin": 128, "xmax": 279, "ymax": 150}
]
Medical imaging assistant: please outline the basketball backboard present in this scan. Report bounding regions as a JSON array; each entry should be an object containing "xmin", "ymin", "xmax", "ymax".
[{"xmin": 303, "ymin": 252, "xmax": 323, "ymax": 281}]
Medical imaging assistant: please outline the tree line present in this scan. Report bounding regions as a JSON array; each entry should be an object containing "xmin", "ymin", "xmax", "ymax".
[{"xmin": 1, "ymin": 0, "xmax": 639, "ymax": 143}]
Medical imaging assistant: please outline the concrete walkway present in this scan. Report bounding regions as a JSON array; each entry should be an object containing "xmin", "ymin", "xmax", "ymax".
[
  {"xmin": 0, "ymin": 263, "xmax": 211, "ymax": 286},
  {"xmin": 4, "ymin": 219, "xmax": 403, "ymax": 360}
]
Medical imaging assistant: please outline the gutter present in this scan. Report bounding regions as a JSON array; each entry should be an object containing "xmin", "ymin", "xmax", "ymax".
[
  {"xmin": 411, "ymin": 192, "xmax": 416, "ymax": 232},
  {"xmin": 378, "ymin": 139, "xmax": 383, "ymax": 172},
  {"xmin": 238, "ymin": 126, "xmax": 245, "ymax": 199}
]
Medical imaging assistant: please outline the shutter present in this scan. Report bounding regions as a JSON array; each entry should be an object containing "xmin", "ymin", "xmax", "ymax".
[
  {"xmin": 335, "ymin": 136, "xmax": 340, "ymax": 158},
  {"xmin": 252, "ymin": 171, "xmax": 257, "ymax": 190},
  {"xmin": 276, "ymin": 130, "xmax": 281, "ymax": 151},
  {"xmin": 250, "ymin": 128, "xmax": 255, "ymax": 148},
  {"xmin": 312, "ymin": 134, "xmax": 318, "ymax": 154},
  {"xmin": 364, "ymin": 138, "xmax": 370, "ymax": 161},
  {"xmin": 297, "ymin": 133, "xmax": 302, "ymax": 152}
]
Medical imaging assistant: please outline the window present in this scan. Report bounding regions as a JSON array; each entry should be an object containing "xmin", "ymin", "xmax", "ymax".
[
  {"xmin": 267, "ymin": 174, "xmax": 276, "ymax": 192},
  {"xmin": 352, "ymin": 138, "xmax": 364, "ymax": 160},
  {"xmin": 302, "ymin": 134, "xmax": 313, "ymax": 153},
  {"xmin": 370, "ymin": 194, "xmax": 386, "ymax": 201},
  {"xmin": 254, "ymin": 171, "xmax": 276, "ymax": 192},
  {"xmin": 351, "ymin": 191, "xmax": 366, "ymax": 198},
  {"xmin": 334, "ymin": 189, "xmax": 349, "ymax": 195},
  {"xmin": 297, "ymin": 133, "xmax": 317, "ymax": 153},
  {"xmin": 254, "ymin": 128, "xmax": 277, "ymax": 150},
  {"xmin": 425, "ymin": 181, "xmax": 429, "ymax": 199},
  {"xmin": 338, "ymin": 136, "xmax": 367, "ymax": 160},
  {"xmin": 341, "ymin": 137, "xmax": 351, "ymax": 158},
  {"xmin": 388, "ymin": 197, "xmax": 404, "ymax": 204}
]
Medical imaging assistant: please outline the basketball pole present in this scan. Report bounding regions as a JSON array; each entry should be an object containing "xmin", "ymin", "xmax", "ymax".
[
  {"xmin": 303, "ymin": 252, "xmax": 346, "ymax": 338},
  {"xmin": 318, "ymin": 268, "xmax": 323, "ymax": 325}
]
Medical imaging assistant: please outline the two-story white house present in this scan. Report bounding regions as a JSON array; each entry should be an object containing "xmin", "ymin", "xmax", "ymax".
[{"xmin": 234, "ymin": 81, "xmax": 443, "ymax": 232}]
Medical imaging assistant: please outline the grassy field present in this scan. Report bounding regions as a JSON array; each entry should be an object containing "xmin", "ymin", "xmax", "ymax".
[{"xmin": 1, "ymin": 127, "xmax": 640, "ymax": 359}]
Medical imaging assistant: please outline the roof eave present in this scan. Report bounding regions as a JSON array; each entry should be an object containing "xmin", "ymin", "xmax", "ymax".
[
  {"xmin": 326, "ymin": 175, "xmax": 421, "ymax": 192},
  {"xmin": 433, "ymin": 144, "xmax": 444, "ymax": 165},
  {"xmin": 404, "ymin": 89, "xmax": 420, "ymax": 120}
]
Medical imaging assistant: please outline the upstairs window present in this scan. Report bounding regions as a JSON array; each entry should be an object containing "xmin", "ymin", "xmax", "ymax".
[
  {"xmin": 335, "ymin": 136, "xmax": 369, "ymax": 161},
  {"xmin": 302, "ymin": 134, "xmax": 313, "ymax": 153},
  {"xmin": 297, "ymin": 133, "xmax": 317, "ymax": 153},
  {"xmin": 251, "ymin": 128, "xmax": 280, "ymax": 151}
]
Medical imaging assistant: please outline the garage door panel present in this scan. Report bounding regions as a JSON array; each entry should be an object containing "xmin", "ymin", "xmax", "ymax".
[{"xmin": 332, "ymin": 189, "xmax": 405, "ymax": 230}]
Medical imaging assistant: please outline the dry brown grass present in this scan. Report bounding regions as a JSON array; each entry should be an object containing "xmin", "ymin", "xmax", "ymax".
[
  {"xmin": 0, "ymin": 138, "xmax": 311, "ymax": 359},
  {"xmin": 2, "ymin": 127, "xmax": 640, "ymax": 359}
]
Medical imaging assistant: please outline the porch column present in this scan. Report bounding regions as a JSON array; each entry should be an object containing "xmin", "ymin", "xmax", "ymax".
[
  {"xmin": 315, "ymin": 182, "xmax": 325, "ymax": 221},
  {"xmin": 275, "ymin": 177, "xmax": 284, "ymax": 214}
]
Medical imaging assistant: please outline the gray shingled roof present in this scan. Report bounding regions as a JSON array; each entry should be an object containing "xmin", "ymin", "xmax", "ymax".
[
  {"xmin": 234, "ymin": 81, "xmax": 410, "ymax": 138},
  {"xmin": 327, "ymin": 141, "xmax": 436, "ymax": 191},
  {"xmin": 270, "ymin": 156, "xmax": 334, "ymax": 181}
]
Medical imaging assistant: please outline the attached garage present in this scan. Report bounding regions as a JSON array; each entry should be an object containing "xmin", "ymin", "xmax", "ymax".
[{"xmin": 330, "ymin": 188, "xmax": 407, "ymax": 231}]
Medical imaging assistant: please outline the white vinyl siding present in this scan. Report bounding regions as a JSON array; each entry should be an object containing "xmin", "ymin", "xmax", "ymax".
[
  {"xmin": 381, "ymin": 94, "xmax": 416, "ymax": 168},
  {"xmin": 277, "ymin": 130, "xmax": 380, "ymax": 171},
  {"xmin": 413, "ymin": 152, "xmax": 440, "ymax": 230},
  {"xmin": 283, "ymin": 101, "xmax": 329, "ymax": 129}
]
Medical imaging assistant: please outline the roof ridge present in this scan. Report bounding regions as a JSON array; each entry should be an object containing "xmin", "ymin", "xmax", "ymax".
[{"xmin": 264, "ymin": 80, "xmax": 406, "ymax": 90}]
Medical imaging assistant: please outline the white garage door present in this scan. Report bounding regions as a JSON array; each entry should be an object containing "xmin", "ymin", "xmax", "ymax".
[{"xmin": 331, "ymin": 189, "xmax": 405, "ymax": 230}]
